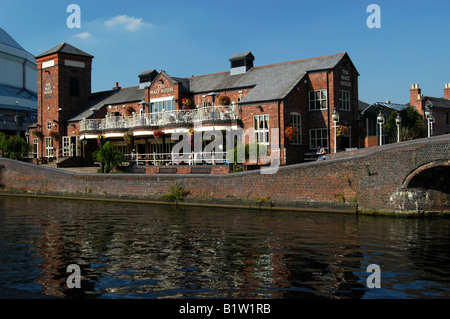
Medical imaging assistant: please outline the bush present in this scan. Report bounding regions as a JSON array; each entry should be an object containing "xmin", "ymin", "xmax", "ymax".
[
  {"xmin": 92, "ymin": 141, "xmax": 125, "ymax": 173},
  {"xmin": 0, "ymin": 133, "xmax": 30, "ymax": 160},
  {"xmin": 160, "ymin": 183, "xmax": 190, "ymax": 202}
]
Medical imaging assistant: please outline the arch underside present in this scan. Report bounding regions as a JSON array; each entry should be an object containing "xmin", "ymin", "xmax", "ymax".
[{"xmin": 405, "ymin": 161, "xmax": 450, "ymax": 194}]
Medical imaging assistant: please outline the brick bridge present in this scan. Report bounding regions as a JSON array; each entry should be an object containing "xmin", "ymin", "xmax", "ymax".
[{"xmin": 0, "ymin": 134, "xmax": 449, "ymax": 215}]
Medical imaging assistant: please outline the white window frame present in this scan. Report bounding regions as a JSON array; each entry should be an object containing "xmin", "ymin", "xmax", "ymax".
[
  {"xmin": 340, "ymin": 90, "xmax": 351, "ymax": 111},
  {"xmin": 253, "ymin": 114, "xmax": 270, "ymax": 145},
  {"xmin": 309, "ymin": 90, "xmax": 327, "ymax": 111},
  {"xmin": 33, "ymin": 138, "xmax": 39, "ymax": 158},
  {"xmin": 46, "ymin": 121, "xmax": 52, "ymax": 130},
  {"xmin": 45, "ymin": 136, "xmax": 53, "ymax": 158},
  {"xmin": 289, "ymin": 113, "xmax": 302, "ymax": 145},
  {"xmin": 309, "ymin": 128, "xmax": 328, "ymax": 149}
]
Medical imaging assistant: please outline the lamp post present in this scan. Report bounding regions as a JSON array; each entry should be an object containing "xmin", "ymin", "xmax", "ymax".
[
  {"xmin": 395, "ymin": 113, "xmax": 402, "ymax": 143},
  {"xmin": 377, "ymin": 111, "xmax": 385, "ymax": 146},
  {"xmin": 425, "ymin": 107, "xmax": 435, "ymax": 137},
  {"xmin": 332, "ymin": 109, "xmax": 340, "ymax": 153}
]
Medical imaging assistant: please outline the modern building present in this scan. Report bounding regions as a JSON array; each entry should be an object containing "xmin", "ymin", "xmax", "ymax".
[
  {"xmin": 29, "ymin": 42, "xmax": 361, "ymax": 172},
  {"xmin": 0, "ymin": 28, "xmax": 37, "ymax": 137}
]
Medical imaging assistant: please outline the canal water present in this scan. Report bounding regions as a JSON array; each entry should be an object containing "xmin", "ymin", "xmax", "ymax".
[{"xmin": 1, "ymin": 195, "xmax": 450, "ymax": 299}]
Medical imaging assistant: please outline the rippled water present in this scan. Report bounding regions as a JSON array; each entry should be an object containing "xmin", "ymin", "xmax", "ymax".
[{"xmin": 1, "ymin": 196, "xmax": 450, "ymax": 299}]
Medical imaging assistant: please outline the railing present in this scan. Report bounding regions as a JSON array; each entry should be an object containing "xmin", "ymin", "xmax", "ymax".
[
  {"xmin": 80, "ymin": 106, "xmax": 239, "ymax": 132},
  {"xmin": 125, "ymin": 151, "xmax": 228, "ymax": 166}
]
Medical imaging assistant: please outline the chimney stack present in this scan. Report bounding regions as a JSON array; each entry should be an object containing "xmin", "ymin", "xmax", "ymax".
[
  {"xmin": 410, "ymin": 83, "xmax": 422, "ymax": 106},
  {"xmin": 113, "ymin": 82, "xmax": 121, "ymax": 90},
  {"xmin": 444, "ymin": 83, "xmax": 450, "ymax": 100}
]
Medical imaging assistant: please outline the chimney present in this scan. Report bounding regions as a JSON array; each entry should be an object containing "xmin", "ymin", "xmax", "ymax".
[
  {"xmin": 444, "ymin": 83, "xmax": 450, "ymax": 99},
  {"xmin": 113, "ymin": 82, "xmax": 121, "ymax": 90},
  {"xmin": 410, "ymin": 83, "xmax": 422, "ymax": 107}
]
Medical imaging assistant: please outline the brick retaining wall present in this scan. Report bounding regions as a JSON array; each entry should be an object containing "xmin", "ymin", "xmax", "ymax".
[{"xmin": 1, "ymin": 134, "xmax": 449, "ymax": 215}]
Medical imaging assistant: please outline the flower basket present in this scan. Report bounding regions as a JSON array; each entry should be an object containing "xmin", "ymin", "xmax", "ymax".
[
  {"xmin": 218, "ymin": 95, "xmax": 231, "ymax": 106},
  {"xmin": 154, "ymin": 129, "xmax": 164, "ymax": 140},
  {"xmin": 182, "ymin": 98, "xmax": 192, "ymax": 110},
  {"xmin": 49, "ymin": 131, "xmax": 59, "ymax": 139},
  {"xmin": 336, "ymin": 125, "xmax": 348, "ymax": 138},
  {"xmin": 32, "ymin": 130, "xmax": 44, "ymax": 139},
  {"xmin": 125, "ymin": 106, "xmax": 135, "ymax": 116},
  {"xmin": 285, "ymin": 126, "xmax": 300, "ymax": 140}
]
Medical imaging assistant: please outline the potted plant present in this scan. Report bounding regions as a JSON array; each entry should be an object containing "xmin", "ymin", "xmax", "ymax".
[
  {"xmin": 49, "ymin": 131, "xmax": 59, "ymax": 140},
  {"xmin": 336, "ymin": 125, "xmax": 348, "ymax": 138},
  {"xmin": 32, "ymin": 130, "xmax": 44, "ymax": 139}
]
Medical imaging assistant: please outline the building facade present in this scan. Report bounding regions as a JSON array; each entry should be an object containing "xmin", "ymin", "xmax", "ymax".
[{"xmin": 30, "ymin": 43, "xmax": 360, "ymax": 172}]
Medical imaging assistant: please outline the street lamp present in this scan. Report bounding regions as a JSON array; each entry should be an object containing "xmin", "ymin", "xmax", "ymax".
[
  {"xmin": 377, "ymin": 111, "xmax": 385, "ymax": 146},
  {"xmin": 332, "ymin": 109, "xmax": 340, "ymax": 153},
  {"xmin": 395, "ymin": 113, "xmax": 402, "ymax": 143},
  {"xmin": 425, "ymin": 107, "xmax": 435, "ymax": 137}
]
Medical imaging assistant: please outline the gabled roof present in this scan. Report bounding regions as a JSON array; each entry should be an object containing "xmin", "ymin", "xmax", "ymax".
[
  {"xmin": 35, "ymin": 42, "xmax": 93, "ymax": 59},
  {"xmin": 424, "ymin": 96, "xmax": 450, "ymax": 109},
  {"xmin": 189, "ymin": 52, "xmax": 350, "ymax": 103},
  {"xmin": 229, "ymin": 52, "xmax": 255, "ymax": 61},
  {"xmin": 68, "ymin": 86, "xmax": 145, "ymax": 122}
]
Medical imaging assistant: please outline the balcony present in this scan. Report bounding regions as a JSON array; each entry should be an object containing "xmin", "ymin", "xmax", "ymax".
[{"xmin": 80, "ymin": 105, "xmax": 239, "ymax": 133}]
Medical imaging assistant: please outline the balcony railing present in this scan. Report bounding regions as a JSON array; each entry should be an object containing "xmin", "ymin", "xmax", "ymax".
[{"xmin": 80, "ymin": 106, "xmax": 239, "ymax": 132}]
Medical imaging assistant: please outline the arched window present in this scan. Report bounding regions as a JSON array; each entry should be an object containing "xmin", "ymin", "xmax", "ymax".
[{"xmin": 290, "ymin": 113, "xmax": 302, "ymax": 144}]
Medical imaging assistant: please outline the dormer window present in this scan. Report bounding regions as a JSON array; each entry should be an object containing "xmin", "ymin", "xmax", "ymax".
[{"xmin": 229, "ymin": 52, "xmax": 255, "ymax": 75}]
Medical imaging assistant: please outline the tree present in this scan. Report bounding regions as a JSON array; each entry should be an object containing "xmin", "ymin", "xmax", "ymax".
[
  {"xmin": 92, "ymin": 141, "xmax": 125, "ymax": 173},
  {"xmin": 0, "ymin": 133, "xmax": 30, "ymax": 160},
  {"xmin": 384, "ymin": 106, "xmax": 426, "ymax": 142}
]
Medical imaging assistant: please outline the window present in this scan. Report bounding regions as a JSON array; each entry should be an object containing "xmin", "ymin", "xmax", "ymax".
[
  {"xmin": 446, "ymin": 113, "xmax": 449, "ymax": 126},
  {"xmin": 32, "ymin": 138, "xmax": 39, "ymax": 158},
  {"xmin": 45, "ymin": 137, "xmax": 53, "ymax": 158},
  {"xmin": 339, "ymin": 91, "xmax": 351, "ymax": 111},
  {"xmin": 309, "ymin": 90, "xmax": 327, "ymax": 110},
  {"xmin": 310, "ymin": 128, "xmax": 328, "ymax": 149},
  {"xmin": 69, "ymin": 77, "xmax": 80, "ymax": 97},
  {"xmin": 47, "ymin": 121, "xmax": 52, "ymax": 130},
  {"xmin": 289, "ymin": 113, "xmax": 302, "ymax": 144},
  {"xmin": 151, "ymin": 99, "xmax": 175, "ymax": 113},
  {"xmin": 253, "ymin": 114, "xmax": 269, "ymax": 145}
]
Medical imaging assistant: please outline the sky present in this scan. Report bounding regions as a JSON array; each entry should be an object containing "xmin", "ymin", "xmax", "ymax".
[{"xmin": 1, "ymin": 0, "xmax": 449, "ymax": 104}]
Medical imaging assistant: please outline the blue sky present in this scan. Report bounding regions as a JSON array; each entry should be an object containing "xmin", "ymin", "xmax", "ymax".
[{"xmin": 1, "ymin": 0, "xmax": 449, "ymax": 104}]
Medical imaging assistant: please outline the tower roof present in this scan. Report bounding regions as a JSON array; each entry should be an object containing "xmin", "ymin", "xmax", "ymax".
[{"xmin": 35, "ymin": 42, "xmax": 93, "ymax": 59}]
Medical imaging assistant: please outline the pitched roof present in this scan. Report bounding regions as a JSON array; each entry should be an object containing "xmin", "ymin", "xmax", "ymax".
[
  {"xmin": 188, "ymin": 52, "xmax": 350, "ymax": 103},
  {"xmin": 68, "ymin": 86, "xmax": 145, "ymax": 122},
  {"xmin": 424, "ymin": 96, "xmax": 450, "ymax": 109},
  {"xmin": 35, "ymin": 42, "xmax": 93, "ymax": 59},
  {"xmin": 360, "ymin": 101, "xmax": 407, "ymax": 115}
]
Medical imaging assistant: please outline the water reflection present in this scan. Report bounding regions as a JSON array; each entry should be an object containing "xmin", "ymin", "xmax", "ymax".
[{"xmin": 0, "ymin": 196, "xmax": 449, "ymax": 299}]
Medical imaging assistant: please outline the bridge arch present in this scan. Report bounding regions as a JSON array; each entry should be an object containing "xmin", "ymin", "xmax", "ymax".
[{"xmin": 403, "ymin": 160, "xmax": 450, "ymax": 194}]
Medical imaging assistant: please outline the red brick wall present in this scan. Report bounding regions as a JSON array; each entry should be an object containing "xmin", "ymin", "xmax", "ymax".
[{"xmin": 2, "ymin": 134, "xmax": 449, "ymax": 214}]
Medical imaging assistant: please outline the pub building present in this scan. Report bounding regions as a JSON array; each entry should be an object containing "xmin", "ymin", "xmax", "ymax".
[{"xmin": 29, "ymin": 42, "xmax": 360, "ymax": 173}]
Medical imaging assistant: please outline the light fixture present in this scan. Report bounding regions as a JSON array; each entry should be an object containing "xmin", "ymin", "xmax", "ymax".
[
  {"xmin": 395, "ymin": 113, "xmax": 402, "ymax": 143},
  {"xmin": 332, "ymin": 109, "xmax": 340, "ymax": 153},
  {"xmin": 377, "ymin": 111, "xmax": 385, "ymax": 145}
]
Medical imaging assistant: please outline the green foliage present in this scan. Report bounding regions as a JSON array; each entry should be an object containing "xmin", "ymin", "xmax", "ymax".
[
  {"xmin": 384, "ymin": 107, "xmax": 427, "ymax": 141},
  {"xmin": 0, "ymin": 133, "xmax": 30, "ymax": 160},
  {"xmin": 92, "ymin": 141, "xmax": 125, "ymax": 173},
  {"xmin": 160, "ymin": 183, "xmax": 190, "ymax": 202},
  {"xmin": 226, "ymin": 140, "xmax": 268, "ymax": 167}
]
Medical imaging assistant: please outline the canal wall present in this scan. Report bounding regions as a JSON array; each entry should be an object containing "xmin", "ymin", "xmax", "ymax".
[{"xmin": 0, "ymin": 134, "xmax": 449, "ymax": 215}]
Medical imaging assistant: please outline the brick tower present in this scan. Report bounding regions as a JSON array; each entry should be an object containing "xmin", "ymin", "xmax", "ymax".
[{"xmin": 35, "ymin": 42, "xmax": 93, "ymax": 158}]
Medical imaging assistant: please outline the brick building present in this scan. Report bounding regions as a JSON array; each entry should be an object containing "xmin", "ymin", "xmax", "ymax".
[
  {"xmin": 410, "ymin": 83, "xmax": 450, "ymax": 136},
  {"xmin": 29, "ymin": 42, "xmax": 360, "ymax": 172}
]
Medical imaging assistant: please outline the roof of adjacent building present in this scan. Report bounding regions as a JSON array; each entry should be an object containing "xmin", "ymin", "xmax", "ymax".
[
  {"xmin": 69, "ymin": 86, "xmax": 145, "ymax": 122},
  {"xmin": 424, "ymin": 96, "xmax": 450, "ymax": 109},
  {"xmin": 361, "ymin": 101, "xmax": 407, "ymax": 115},
  {"xmin": 35, "ymin": 42, "xmax": 94, "ymax": 59},
  {"xmin": 0, "ymin": 28, "xmax": 24, "ymax": 50}
]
